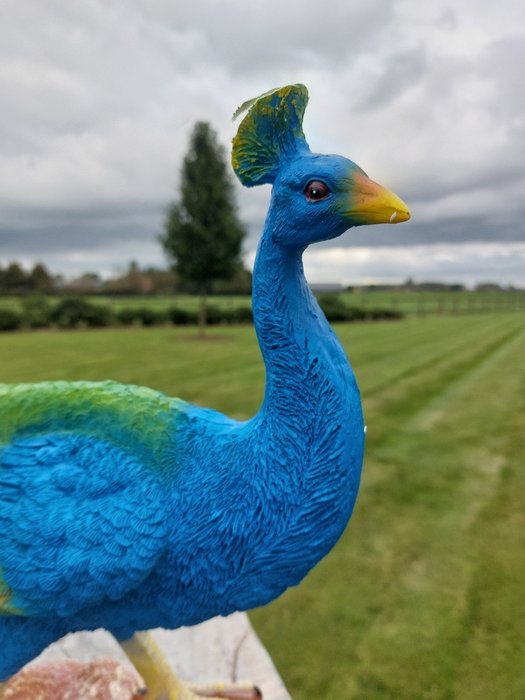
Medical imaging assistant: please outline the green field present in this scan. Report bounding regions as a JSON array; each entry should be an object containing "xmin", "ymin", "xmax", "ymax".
[{"xmin": 0, "ymin": 314, "xmax": 523, "ymax": 698}]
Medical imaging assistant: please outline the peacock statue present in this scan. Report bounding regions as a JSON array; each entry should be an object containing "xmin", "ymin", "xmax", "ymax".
[{"xmin": 0, "ymin": 85, "xmax": 409, "ymax": 698}]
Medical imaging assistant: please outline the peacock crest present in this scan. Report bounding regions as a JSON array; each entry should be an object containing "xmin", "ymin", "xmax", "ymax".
[{"xmin": 231, "ymin": 84, "xmax": 310, "ymax": 186}]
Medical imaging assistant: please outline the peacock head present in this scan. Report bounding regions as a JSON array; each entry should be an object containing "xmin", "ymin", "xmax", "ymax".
[{"xmin": 232, "ymin": 84, "xmax": 410, "ymax": 248}]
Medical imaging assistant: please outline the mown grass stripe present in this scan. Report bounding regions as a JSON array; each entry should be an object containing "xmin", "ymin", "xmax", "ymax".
[{"xmin": 338, "ymin": 324, "xmax": 525, "ymax": 699}]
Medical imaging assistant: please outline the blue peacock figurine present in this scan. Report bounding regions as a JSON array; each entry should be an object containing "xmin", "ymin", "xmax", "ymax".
[{"xmin": 0, "ymin": 85, "xmax": 409, "ymax": 698}]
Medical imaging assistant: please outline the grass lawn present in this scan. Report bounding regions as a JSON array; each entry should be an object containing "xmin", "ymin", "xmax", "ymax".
[{"xmin": 0, "ymin": 314, "xmax": 523, "ymax": 698}]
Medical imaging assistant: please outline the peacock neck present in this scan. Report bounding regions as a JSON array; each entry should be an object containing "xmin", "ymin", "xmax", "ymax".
[
  {"xmin": 252, "ymin": 222, "xmax": 357, "ymax": 428},
  {"xmin": 166, "ymin": 215, "xmax": 365, "ymax": 616}
]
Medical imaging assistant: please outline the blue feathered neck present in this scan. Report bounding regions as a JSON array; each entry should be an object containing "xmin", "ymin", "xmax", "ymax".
[{"xmin": 253, "ymin": 208, "xmax": 358, "ymax": 428}]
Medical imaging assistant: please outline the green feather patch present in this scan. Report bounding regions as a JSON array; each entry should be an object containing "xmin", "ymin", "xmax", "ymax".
[
  {"xmin": 232, "ymin": 84, "xmax": 310, "ymax": 187},
  {"xmin": 0, "ymin": 571, "xmax": 23, "ymax": 616}
]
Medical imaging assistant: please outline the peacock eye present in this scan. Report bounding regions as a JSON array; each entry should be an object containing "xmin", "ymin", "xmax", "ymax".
[{"xmin": 304, "ymin": 180, "xmax": 330, "ymax": 201}]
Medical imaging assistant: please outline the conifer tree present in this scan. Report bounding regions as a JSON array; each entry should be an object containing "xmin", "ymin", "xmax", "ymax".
[{"xmin": 162, "ymin": 122, "xmax": 246, "ymax": 333}]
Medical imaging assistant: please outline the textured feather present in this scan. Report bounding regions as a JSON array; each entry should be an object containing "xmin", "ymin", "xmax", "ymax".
[
  {"xmin": 0, "ymin": 432, "xmax": 168, "ymax": 617},
  {"xmin": 231, "ymin": 84, "xmax": 309, "ymax": 186},
  {"xmin": 0, "ymin": 380, "xmax": 186, "ymax": 470},
  {"xmin": 232, "ymin": 86, "xmax": 290, "ymax": 122},
  {"xmin": 0, "ymin": 381, "xmax": 185, "ymax": 618}
]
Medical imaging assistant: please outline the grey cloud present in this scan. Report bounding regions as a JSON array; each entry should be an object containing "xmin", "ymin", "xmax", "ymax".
[
  {"xmin": 0, "ymin": 210, "xmax": 166, "ymax": 279},
  {"xmin": 480, "ymin": 34, "xmax": 525, "ymax": 124},
  {"xmin": 359, "ymin": 48, "xmax": 429, "ymax": 111},
  {"xmin": 303, "ymin": 242, "xmax": 525, "ymax": 288},
  {"xmin": 0, "ymin": 0, "xmax": 524, "ymax": 284},
  {"xmin": 436, "ymin": 9, "xmax": 459, "ymax": 31},
  {"xmin": 125, "ymin": 0, "xmax": 397, "ymax": 75},
  {"xmin": 333, "ymin": 215, "xmax": 525, "ymax": 249}
]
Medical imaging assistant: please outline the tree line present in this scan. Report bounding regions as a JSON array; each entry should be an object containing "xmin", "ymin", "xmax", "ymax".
[
  {"xmin": 0, "ymin": 260, "xmax": 252, "ymax": 296},
  {"xmin": 0, "ymin": 262, "xmax": 55, "ymax": 294}
]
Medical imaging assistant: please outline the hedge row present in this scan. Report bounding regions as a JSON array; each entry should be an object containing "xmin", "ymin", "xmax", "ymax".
[
  {"xmin": 317, "ymin": 295, "xmax": 403, "ymax": 322},
  {"xmin": 0, "ymin": 298, "xmax": 254, "ymax": 331},
  {"xmin": 0, "ymin": 296, "xmax": 402, "ymax": 332}
]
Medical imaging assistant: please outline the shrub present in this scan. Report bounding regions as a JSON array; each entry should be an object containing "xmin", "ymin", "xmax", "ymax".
[
  {"xmin": 317, "ymin": 294, "xmax": 403, "ymax": 322},
  {"xmin": 0, "ymin": 309, "xmax": 22, "ymax": 331},
  {"xmin": 21, "ymin": 297, "xmax": 53, "ymax": 328},
  {"xmin": 83, "ymin": 304, "xmax": 114, "ymax": 327},
  {"xmin": 201, "ymin": 305, "xmax": 253, "ymax": 325},
  {"xmin": 116, "ymin": 307, "xmax": 168, "ymax": 327},
  {"xmin": 133, "ymin": 307, "xmax": 167, "ymax": 326},
  {"xmin": 116, "ymin": 308, "xmax": 138, "ymax": 326},
  {"xmin": 51, "ymin": 298, "xmax": 114, "ymax": 328},
  {"xmin": 205, "ymin": 305, "xmax": 224, "ymax": 325},
  {"xmin": 317, "ymin": 295, "xmax": 352, "ymax": 322},
  {"xmin": 344, "ymin": 306, "xmax": 368, "ymax": 322},
  {"xmin": 168, "ymin": 307, "xmax": 197, "ymax": 325},
  {"xmin": 229, "ymin": 306, "xmax": 253, "ymax": 324},
  {"xmin": 367, "ymin": 308, "xmax": 404, "ymax": 321}
]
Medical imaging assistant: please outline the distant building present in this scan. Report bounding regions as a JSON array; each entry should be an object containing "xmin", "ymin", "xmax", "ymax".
[
  {"xmin": 65, "ymin": 274, "xmax": 103, "ymax": 293},
  {"xmin": 310, "ymin": 283, "xmax": 344, "ymax": 294}
]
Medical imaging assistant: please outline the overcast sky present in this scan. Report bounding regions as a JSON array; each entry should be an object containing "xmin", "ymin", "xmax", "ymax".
[{"xmin": 1, "ymin": 0, "xmax": 524, "ymax": 286}]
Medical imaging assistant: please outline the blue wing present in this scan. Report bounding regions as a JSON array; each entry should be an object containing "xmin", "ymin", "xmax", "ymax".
[{"xmin": 0, "ymin": 432, "xmax": 169, "ymax": 617}]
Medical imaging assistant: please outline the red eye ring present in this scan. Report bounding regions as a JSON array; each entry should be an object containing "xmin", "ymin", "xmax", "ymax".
[{"xmin": 305, "ymin": 180, "xmax": 330, "ymax": 201}]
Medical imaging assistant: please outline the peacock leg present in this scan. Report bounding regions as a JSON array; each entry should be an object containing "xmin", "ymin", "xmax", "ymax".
[
  {"xmin": 120, "ymin": 632, "xmax": 261, "ymax": 700},
  {"xmin": 121, "ymin": 631, "xmax": 196, "ymax": 699}
]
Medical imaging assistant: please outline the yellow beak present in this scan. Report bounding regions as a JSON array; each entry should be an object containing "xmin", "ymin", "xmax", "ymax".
[{"xmin": 347, "ymin": 171, "xmax": 410, "ymax": 225}]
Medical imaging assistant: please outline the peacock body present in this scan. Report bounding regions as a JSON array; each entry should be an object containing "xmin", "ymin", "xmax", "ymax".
[{"xmin": 0, "ymin": 85, "xmax": 409, "ymax": 678}]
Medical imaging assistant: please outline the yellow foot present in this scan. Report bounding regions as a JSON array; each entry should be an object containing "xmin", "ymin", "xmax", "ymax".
[
  {"xmin": 121, "ymin": 631, "xmax": 194, "ymax": 699},
  {"xmin": 121, "ymin": 632, "xmax": 262, "ymax": 700}
]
